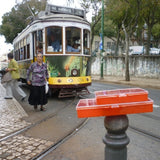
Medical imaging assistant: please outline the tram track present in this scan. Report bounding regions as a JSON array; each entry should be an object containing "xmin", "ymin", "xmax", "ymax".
[
  {"xmin": 0, "ymin": 96, "xmax": 85, "ymax": 160},
  {"xmin": 0, "ymin": 96, "xmax": 78, "ymax": 142},
  {"xmin": 140, "ymin": 113, "xmax": 160, "ymax": 121},
  {"xmin": 32, "ymin": 118, "xmax": 88, "ymax": 160},
  {"xmin": 129, "ymin": 125, "xmax": 160, "ymax": 142},
  {"xmin": 128, "ymin": 110, "xmax": 160, "ymax": 142},
  {"xmin": 35, "ymin": 116, "xmax": 160, "ymax": 159}
]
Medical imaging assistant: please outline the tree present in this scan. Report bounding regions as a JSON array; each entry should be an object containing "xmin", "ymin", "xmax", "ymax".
[
  {"xmin": 141, "ymin": 0, "xmax": 160, "ymax": 54},
  {"xmin": 106, "ymin": 0, "xmax": 125, "ymax": 55},
  {"xmin": 107, "ymin": 0, "xmax": 140, "ymax": 81},
  {"xmin": 80, "ymin": 0, "xmax": 102, "ymax": 49},
  {"xmin": 152, "ymin": 23, "xmax": 160, "ymax": 47},
  {"xmin": 0, "ymin": 0, "xmax": 47, "ymax": 44},
  {"xmin": 123, "ymin": 0, "xmax": 141, "ymax": 81}
]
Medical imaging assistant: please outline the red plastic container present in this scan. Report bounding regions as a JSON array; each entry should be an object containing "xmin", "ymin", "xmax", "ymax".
[
  {"xmin": 76, "ymin": 98, "xmax": 153, "ymax": 118},
  {"xmin": 95, "ymin": 88, "xmax": 148, "ymax": 105}
]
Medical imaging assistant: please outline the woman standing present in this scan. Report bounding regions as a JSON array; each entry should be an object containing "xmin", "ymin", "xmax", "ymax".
[{"xmin": 27, "ymin": 53, "xmax": 49, "ymax": 111}]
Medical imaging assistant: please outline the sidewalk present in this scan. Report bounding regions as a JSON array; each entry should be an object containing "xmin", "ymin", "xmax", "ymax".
[
  {"xmin": 91, "ymin": 75, "xmax": 160, "ymax": 89},
  {"xmin": 0, "ymin": 84, "xmax": 30, "ymax": 139}
]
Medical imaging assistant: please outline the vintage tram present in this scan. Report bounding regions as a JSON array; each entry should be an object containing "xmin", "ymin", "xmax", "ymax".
[{"xmin": 13, "ymin": 4, "xmax": 92, "ymax": 98}]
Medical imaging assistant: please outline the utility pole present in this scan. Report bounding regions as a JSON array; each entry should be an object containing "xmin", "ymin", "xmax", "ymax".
[{"xmin": 100, "ymin": 0, "xmax": 104, "ymax": 79}]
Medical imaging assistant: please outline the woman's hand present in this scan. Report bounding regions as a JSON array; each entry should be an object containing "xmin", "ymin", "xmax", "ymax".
[
  {"xmin": 6, "ymin": 68, "xmax": 15, "ymax": 72},
  {"xmin": 27, "ymin": 81, "xmax": 31, "ymax": 85},
  {"xmin": 5, "ymin": 68, "xmax": 10, "ymax": 72}
]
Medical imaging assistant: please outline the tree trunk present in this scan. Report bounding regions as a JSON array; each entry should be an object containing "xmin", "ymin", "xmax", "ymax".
[
  {"xmin": 122, "ymin": 22, "xmax": 130, "ymax": 81},
  {"xmin": 137, "ymin": 29, "xmax": 143, "ymax": 45},
  {"xmin": 115, "ymin": 27, "xmax": 120, "ymax": 55},
  {"xmin": 146, "ymin": 24, "xmax": 152, "ymax": 55}
]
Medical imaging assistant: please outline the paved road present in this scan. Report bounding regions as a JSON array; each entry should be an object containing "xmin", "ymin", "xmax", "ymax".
[{"xmin": 43, "ymin": 82, "xmax": 160, "ymax": 160}]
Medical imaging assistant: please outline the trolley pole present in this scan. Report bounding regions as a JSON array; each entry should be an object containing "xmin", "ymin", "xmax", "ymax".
[{"xmin": 100, "ymin": 0, "xmax": 104, "ymax": 79}]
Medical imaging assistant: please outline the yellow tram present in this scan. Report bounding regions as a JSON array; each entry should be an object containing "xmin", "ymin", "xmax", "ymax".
[{"xmin": 13, "ymin": 4, "xmax": 92, "ymax": 98}]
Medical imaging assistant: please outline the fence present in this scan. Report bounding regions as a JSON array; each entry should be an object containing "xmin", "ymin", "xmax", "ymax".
[{"xmin": 91, "ymin": 55, "xmax": 160, "ymax": 79}]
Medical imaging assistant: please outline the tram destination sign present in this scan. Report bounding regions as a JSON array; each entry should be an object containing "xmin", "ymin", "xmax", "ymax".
[{"xmin": 46, "ymin": 4, "xmax": 85, "ymax": 18}]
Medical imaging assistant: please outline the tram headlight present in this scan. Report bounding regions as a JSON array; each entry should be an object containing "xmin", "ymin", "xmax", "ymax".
[
  {"xmin": 71, "ymin": 69, "xmax": 78, "ymax": 76},
  {"xmin": 67, "ymin": 78, "xmax": 73, "ymax": 83}
]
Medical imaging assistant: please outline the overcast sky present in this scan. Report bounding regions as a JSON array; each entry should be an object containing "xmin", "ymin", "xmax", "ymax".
[
  {"xmin": 0, "ymin": 0, "xmax": 16, "ymax": 56},
  {"xmin": 0, "ymin": 0, "xmax": 91, "ymax": 57}
]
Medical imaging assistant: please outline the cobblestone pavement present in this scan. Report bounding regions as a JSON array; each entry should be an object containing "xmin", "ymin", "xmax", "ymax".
[
  {"xmin": 0, "ymin": 84, "xmax": 30, "ymax": 138},
  {"xmin": 0, "ymin": 84, "xmax": 54, "ymax": 159},
  {"xmin": 0, "ymin": 135, "xmax": 53, "ymax": 160}
]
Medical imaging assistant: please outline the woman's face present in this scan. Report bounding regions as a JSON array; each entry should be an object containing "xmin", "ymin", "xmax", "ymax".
[{"xmin": 37, "ymin": 53, "xmax": 43, "ymax": 63}]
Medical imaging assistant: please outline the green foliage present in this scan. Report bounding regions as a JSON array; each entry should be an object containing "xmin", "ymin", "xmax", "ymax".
[
  {"xmin": 152, "ymin": 24, "xmax": 160, "ymax": 38},
  {"xmin": 0, "ymin": 0, "xmax": 47, "ymax": 44},
  {"xmin": 152, "ymin": 23, "xmax": 160, "ymax": 46},
  {"xmin": 94, "ymin": 16, "xmax": 116, "ymax": 38}
]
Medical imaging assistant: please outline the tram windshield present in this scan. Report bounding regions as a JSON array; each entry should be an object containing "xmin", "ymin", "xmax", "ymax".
[
  {"xmin": 66, "ymin": 27, "xmax": 81, "ymax": 53},
  {"xmin": 46, "ymin": 26, "xmax": 62, "ymax": 53},
  {"xmin": 46, "ymin": 26, "xmax": 90, "ymax": 55}
]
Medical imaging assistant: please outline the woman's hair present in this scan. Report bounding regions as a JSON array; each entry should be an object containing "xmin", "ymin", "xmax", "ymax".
[
  {"xmin": 37, "ymin": 52, "xmax": 43, "ymax": 57},
  {"xmin": 7, "ymin": 53, "xmax": 13, "ymax": 59}
]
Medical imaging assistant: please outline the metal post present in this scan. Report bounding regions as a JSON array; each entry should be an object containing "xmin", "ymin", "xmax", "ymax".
[
  {"xmin": 103, "ymin": 115, "xmax": 130, "ymax": 160},
  {"xmin": 100, "ymin": 0, "xmax": 104, "ymax": 79}
]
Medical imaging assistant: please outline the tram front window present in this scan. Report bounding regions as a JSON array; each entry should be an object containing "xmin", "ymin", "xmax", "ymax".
[
  {"xmin": 66, "ymin": 27, "xmax": 81, "ymax": 53},
  {"xmin": 46, "ymin": 27, "xmax": 62, "ymax": 53}
]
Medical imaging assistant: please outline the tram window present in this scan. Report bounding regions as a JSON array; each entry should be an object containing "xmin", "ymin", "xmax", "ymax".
[
  {"xmin": 38, "ymin": 30, "xmax": 43, "ymax": 42},
  {"xmin": 26, "ymin": 36, "xmax": 30, "ymax": 59},
  {"xmin": 20, "ymin": 48, "xmax": 24, "ymax": 60},
  {"xmin": 33, "ymin": 30, "xmax": 43, "ymax": 56},
  {"xmin": 83, "ymin": 30, "xmax": 90, "ymax": 55},
  {"xmin": 15, "ymin": 50, "xmax": 19, "ymax": 61},
  {"xmin": 46, "ymin": 27, "xmax": 62, "ymax": 53},
  {"xmin": 37, "ymin": 43, "xmax": 43, "ymax": 54},
  {"xmin": 37, "ymin": 30, "xmax": 43, "ymax": 54},
  {"xmin": 18, "ymin": 49, "xmax": 20, "ymax": 61},
  {"xmin": 66, "ymin": 27, "xmax": 81, "ymax": 53},
  {"xmin": 24, "ymin": 46, "xmax": 26, "ymax": 59},
  {"xmin": 27, "ymin": 44, "xmax": 30, "ymax": 59}
]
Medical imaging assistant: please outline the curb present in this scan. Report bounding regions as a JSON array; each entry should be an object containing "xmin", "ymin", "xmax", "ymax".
[{"xmin": 92, "ymin": 79, "xmax": 160, "ymax": 89}]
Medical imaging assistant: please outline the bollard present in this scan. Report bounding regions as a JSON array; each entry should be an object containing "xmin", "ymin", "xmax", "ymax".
[
  {"xmin": 103, "ymin": 115, "xmax": 130, "ymax": 160},
  {"xmin": 76, "ymin": 88, "xmax": 153, "ymax": 160}
]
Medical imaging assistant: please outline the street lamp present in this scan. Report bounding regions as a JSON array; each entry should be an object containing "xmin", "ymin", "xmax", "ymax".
[{"xmin": 100, "ymin": 0, "xmax": 104, "ymax": 79}]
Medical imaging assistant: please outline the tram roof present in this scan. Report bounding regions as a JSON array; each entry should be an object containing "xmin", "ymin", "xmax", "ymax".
[
  {"xmin": 13, "ymin": 4, "xmax": 90, "ymax": 43},
  {"xmin": 36, "ymin": 4, "xmax": 88, "ymax": 23},
  {"xmin": 45, "ymin": 4, "xmax": 85, "ymax": 18}
]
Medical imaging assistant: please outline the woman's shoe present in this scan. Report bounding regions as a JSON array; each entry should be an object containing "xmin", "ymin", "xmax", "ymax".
[
  {"xmin": 4, "ymin": 96, "xmax": 13, "ymax": 99},
  {"xmin": 34, "ymin": 105, "xmax": 38, "ymax": 110},
  {"xmin": 21, "ymin": 96, "xmax": 26, "ymax": 102},
  {"xmin": 40, "ymin": 106, "xmax": 46, "ymax": 111}
]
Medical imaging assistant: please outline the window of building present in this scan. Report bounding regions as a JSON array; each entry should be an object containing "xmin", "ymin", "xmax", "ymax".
[
  {"xmin": 107, "ymin": 42, "xmax": 111, "ymax": 49},
  {"xmin": 95, "ymin": 41, "xmax": 100, "ymax": 51}
]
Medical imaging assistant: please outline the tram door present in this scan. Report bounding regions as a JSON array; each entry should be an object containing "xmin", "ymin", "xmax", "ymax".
[{"xmin": 32, "ymin": 30, "xmax": 43, "ymax": 61}]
